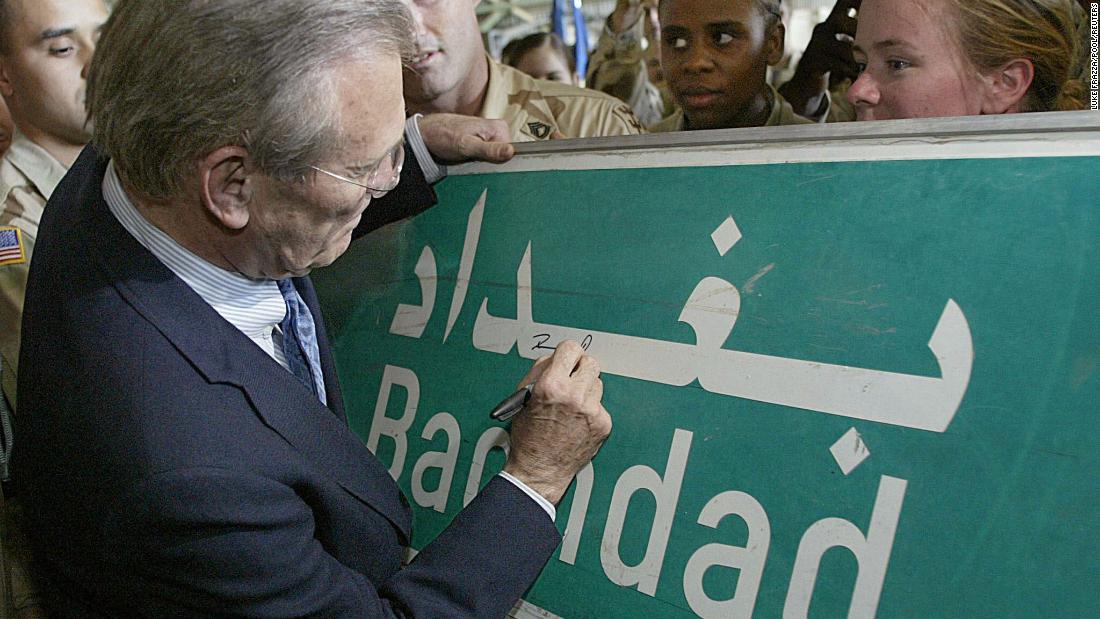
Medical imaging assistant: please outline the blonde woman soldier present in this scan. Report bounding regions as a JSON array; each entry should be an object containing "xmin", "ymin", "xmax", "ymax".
[{"xmin": 848, "ymin": 0, "xmax": 1085, "ymax": 120}]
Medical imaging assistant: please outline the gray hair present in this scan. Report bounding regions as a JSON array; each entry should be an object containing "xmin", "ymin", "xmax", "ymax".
[{"xmin": 88, "ymin": 0, "xmax": 415, "ymax": 201}]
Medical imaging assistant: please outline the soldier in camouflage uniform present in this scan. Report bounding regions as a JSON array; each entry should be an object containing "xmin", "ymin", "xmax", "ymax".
[
  {"xmin": 0, "ymin": 1, "xmax": 108, "ymax": 616},
  {"xmin": 404, "ymin": 0, "xmax": 643, "ymax": 142},
  {"xmin": 649, "ymin": 0, "xmax": 814, "ymax": 132}
]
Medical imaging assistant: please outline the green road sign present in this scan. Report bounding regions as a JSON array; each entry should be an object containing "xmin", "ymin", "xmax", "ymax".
[{"xmin": 313, "ymin": 114, "xmax": 1100, "ymax": 618}]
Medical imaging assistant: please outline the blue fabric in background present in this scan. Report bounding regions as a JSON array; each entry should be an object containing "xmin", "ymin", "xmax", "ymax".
[
  {"xmin": 551, "ymin": 0, "xmax": 588, "ymax": 79},
  {"xmin": 551, "ymin": 0, "xmax": 565, "ymax": 38},
  {"xmin": 572, "ymin": 0, "xmax": 588, "ymax": 78}
]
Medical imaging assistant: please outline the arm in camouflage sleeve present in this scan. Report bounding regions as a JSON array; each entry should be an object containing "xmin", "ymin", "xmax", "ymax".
[
  {"xmin": 0, "ymin": 188, "xmax": 40, "ymax": 410},
  {"xmin": 585, "ymin": 1, "xmax": 666, "ymax": 127},
  {"xmin": 586, "ymin": 17, "xmax": 644, "ymax": 105}
]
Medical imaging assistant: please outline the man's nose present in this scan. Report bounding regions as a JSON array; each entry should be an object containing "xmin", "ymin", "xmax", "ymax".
[{"xmin": 79, "ymin": 37, "xmax": 96, "ymax": 80}]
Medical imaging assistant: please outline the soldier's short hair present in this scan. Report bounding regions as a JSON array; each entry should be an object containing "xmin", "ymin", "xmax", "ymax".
[{"xmin": 658, "ymin": 0, "xmax": 783, "ymax": 32}]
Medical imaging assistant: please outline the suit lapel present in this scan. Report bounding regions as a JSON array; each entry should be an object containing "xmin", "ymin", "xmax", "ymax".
[
  {"xmin": 237, "ymin": 358, "xmax": 412, "ymax": 543},
  {"xmin": 77, "ymin": 152, "xmax": 411, "ymax": 540}
]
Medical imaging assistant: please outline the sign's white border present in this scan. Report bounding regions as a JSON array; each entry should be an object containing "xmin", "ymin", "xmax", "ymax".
[{"xmin": 453, "ymin": 111, "xmax": 1100, "ymax": 174}]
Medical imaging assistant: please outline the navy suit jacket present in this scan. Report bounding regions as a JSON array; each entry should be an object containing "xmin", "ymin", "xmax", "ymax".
[{"xmin": 13, "ymin": 146, "xmax": 560, "ymax": 617}]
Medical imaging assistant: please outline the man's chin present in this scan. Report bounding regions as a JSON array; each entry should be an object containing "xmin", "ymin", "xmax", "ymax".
[
  {"xmin": 683, "ymin": 109, "xmax": 732, "ymax": 131},
  {"xmin": 403, "ymin": 69, "xmax": 460, "ymax": 104},
  {"xmin": 313, "ymin": 234, "xmax": 354, "ymax": 270},
  {"xmin": 68, "ymin": 119, "xmax": 95, "ymax": 145}
]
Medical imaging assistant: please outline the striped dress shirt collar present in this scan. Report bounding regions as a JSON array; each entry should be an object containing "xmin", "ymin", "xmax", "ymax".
[{"xmin": 101, "ymin": 161, "xmax": 289, "ymax": 367}]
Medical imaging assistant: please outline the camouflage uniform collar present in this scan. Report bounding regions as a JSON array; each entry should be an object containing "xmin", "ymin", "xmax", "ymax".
[
  {"xmin": 648, "ymin": 107, "xmax": 685, "ymax": 133},
  {"xmin": 5, "ymin": 129, "xmax": 68, "ymax": 200},
  {"xmin": 480, "ymin": 54, "xmax": 510, "ymax": 120}
]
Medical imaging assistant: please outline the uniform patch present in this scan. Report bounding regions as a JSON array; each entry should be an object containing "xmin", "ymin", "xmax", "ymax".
[
  {"xmin": 526, "ymin": 121, "xmax": 552, "ymax": 139},
  {"xmin": 616, "ymin": 104, "xmax": 644, "ymax": 133},
  {"xmin": 0, "ymin": 226, "xmax": 26, "ymax": 266}
]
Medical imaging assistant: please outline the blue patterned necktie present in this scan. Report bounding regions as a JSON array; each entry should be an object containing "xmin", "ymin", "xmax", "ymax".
[{"xmin": 276, "ymin": 279, "xmax": 327, "ymax": 406}]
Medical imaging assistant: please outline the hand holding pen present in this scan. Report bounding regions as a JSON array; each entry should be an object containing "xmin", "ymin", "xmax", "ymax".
[
  {"xmin": 493, "ymin": 340, "xmax": 612, "ymax": 505},
  {"xmin": 489, "ymin": 383, "xmax": 534, "ymax": 422}
]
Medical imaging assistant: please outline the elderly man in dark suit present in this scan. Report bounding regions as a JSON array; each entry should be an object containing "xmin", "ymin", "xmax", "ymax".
[{"xmin": 12, "ymin": 0, "xmax": 612, "ymax": 616}]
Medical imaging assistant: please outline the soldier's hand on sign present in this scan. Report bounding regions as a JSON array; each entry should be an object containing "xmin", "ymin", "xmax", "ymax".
[
  {"xmin": 418, "ymin": 113, "xmax": 515, "ymax": 165},
  {"xmin": 504, "ymin": 340, "xmax": 612, "ymax": 505}
]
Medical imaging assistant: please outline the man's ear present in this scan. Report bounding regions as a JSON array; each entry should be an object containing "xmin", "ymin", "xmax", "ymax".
[
  {"xmin": 765, "ymin": 22, "xmax": 786, "ymax": 66},
  {"xmin": 198, "ymin": 146, "xmax": 253, "ymax": 230},
  {"xmin": 981, "ymin": 58, "xmax": 1034, "ymax": 114}
]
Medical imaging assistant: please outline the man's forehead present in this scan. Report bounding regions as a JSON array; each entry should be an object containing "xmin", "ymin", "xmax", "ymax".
[
  {"xmin": 8, "ymin": 0, "xmax": 107, "ymax": 37},
  {"xmin": 332, "ymin": 55, "xmax": 406, "ymax": 162}
]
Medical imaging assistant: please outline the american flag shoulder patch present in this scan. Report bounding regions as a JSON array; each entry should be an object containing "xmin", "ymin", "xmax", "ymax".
[{"xmin": 0, "ymin": 226, "xmax": 26, "ymax": 266}]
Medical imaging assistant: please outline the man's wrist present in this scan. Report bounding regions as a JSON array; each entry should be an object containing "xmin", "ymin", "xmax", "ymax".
[
  {"xmin": 502, "ymin": 462, "xmax": 572, "ymax": 506},
  {"xmin": 498, "ymin": 471, "xmax": 557, "ymax": 521},
  {"xmin": 790, "ymin": 63, "xmax": 829, "ymax": 89},
  {"xmin": 780, "ymin": 69, "xmax": 829, "ymax": 113},
  {"xmin": 405, "ymin": 114, "xmax": 447, "ymax": 184}
]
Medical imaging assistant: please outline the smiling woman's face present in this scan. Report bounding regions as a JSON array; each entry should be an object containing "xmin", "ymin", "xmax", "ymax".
[{"xmin": 847, "ymin": 0, "xmax": 990, "ymax": 120}]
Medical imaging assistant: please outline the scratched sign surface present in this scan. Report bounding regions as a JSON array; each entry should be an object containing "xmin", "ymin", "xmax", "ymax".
[{"xmin": 313, "ymin": 155, "xmax": 1100, "ymax": 618}]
